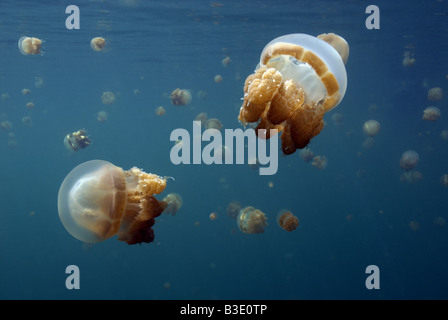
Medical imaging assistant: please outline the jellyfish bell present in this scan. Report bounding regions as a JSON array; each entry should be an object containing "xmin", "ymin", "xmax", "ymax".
[
  {"xmin": 277, "ymin": 209, "xmax": 299, "ymax": 232},
  {"xmin": 90, "ymin": 37, "xmax": 107, "ymax": 52},
  {"xmin": 400, "ymin": 150, "xmax": 419, "ymax": 170},
  {"xmin": 58, "ymin": 160, "xmax": 168, "ymax": 244},
  {"xmin": 238, "ymin": 33, "xmax": 349, "ymax": 155},
  {"xmin": 237, "ymin": 206, "xmax": 268, "ymax": 234},
  {"xmin": 363, "ymin": 119, "xmax": 381, "ymax": 137},
  {"xmin": 18, "ymin": 36, "xmax": 43, "ymax": 55}
]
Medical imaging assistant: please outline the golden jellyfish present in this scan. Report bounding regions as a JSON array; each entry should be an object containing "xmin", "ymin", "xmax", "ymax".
[
  {"xmin": 423, "ymin": 106, "xmax": 441, "ymax": 121},
  {"xmin": 226, "ymin": 201, "xmax": 241, "ymax": 219},
  {"xmin": 214, "ymin": 75, "xmax": 223, "ymax": 83},
  {"xmin": 400, "ymin": 150, "xmax": 419, "ymax": 170},
  {"xmin": 102, "ymin": 91, "xmax": 116, "ymax": 105},
  {"xmin": 58, "ymin": 160, "xmax": 169, "ymax": 244},
  {"xmin": 97, "ymin": 111, "xmax": 108, "ymax": 122},
  {"xmin": 209, "ymin": 212, "xmax": 218, "ymax": 221},
  {"xmin": 441, "ymin": 174, "xmax": 448, "ymax": 187},
  {"xmin": 428, "ymin": 87, "xmax": 443, "ymax": 102},
  {"xmin": 170, "ymin": 88, "xmax": 192, "ymax": 106},
  {"xmin": 237, "ymin": 206, "xmax": 268, "ymax": 234},
  {"xmin": 26, "ymin": 102, "xmax": 34, "ymax": 110},
  {"xmin": 277, "ymin": 209, "xmax": 299, "ymax": 232},
  {"xmin": 162, "ymin": 193, "xmax": 182, "ymax": 216},
  {"xmin": 90, "ymin": 37, "xmax": 106, "ymax": 52},
  {"xmin": 64, "ymin": 129, "xmax": 91, "ymax": 152},
  {"xmin": 18, "ymin": 36, "xmax": 42, "ymax": 55},
  {"xmin": 238, "ymin": 33, "xmax": 349, "ymax": 154},
  {"xmin": 155, "ymin": 106, "xmax": 166, "ymax": 116},
  {"xmin": 363, "ymin": 120, "xmax": 381, "ymax": 137},
  {"xmin": 205, "ymin": 118, "xmax": 223, "ymax": 131}
]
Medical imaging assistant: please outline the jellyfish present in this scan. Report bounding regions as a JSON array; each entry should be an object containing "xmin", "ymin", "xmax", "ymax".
[
  {"xmin": 226, "ymin": 201, "xmax": 241, "ymax": 219},
  {"xmin": 18, "ymin": 36, "xmax": 42, "ymax": 55},
  {"xmin": 214, "ymin": 75, "xmax": 223, "ymax": 83},
  {"xmin": 57, "ymin": 160, "xmax": 169, "ymax": 244},
  {"xmin": 155, "ymin": 106, "xmax": 166, "ymax": 116},
  {"xmin": 441, "ymin": 130, "xmax": 448, "ymax": 140},
  {"xmin": 21, "ymin": 116, "xmax": 32, "ymax": 126},
  {"xmin": 331, "ymin": 112, "xmax": 343, "ymax": 126},
  {"xmin": 400, "ymin": 150, "xmax": 419, "ymax": 170},
  {"xmin": 162, "ymin": 193, "xmax": 182, "ymax": 216},
  {"xmin": 237, "ymin": 206, "xmax": 268, "ymax": 234},
  {"xmin": 64, "ymin": 129, "xmax": 91, "ymax": 151},
  {"xmin": 22, "ymin": 88, "xmax": 31, "ymax": 95},
  {"xmin": 299, "ymin": 148, "xmax": 314, "ymax": 162},
  {"xmin": 26, "ymin": 102, "xmax": 34, "ymax": 110},
  {"xmin": 221, "ymin": 56, "xmax": 231, "ymax": 67},
  {"xmin": 209, "ymin": 212, "xmax": 218, "ymax": 221},
  {"xmin": 400, "ymin": 171, "xmax": 423, "ymax": 183},
  {"xmin": 277, "ymin": 209, "xmax": 299, "ymax": 232},
  {"xmin": 423, "ymin": 106, "xmax": 441, "ymax": 121},
  {"xmin": 97, "ymin": 111, "xmax": 108, "ymax": 122},
  {"xmin": 102, "ymin": 91, "xmax": 116, "ymax": 105},
  {"xmin": 170, "ymin": 88, "xmax": 192, "ymax": 106},
  {"xmin": 428, "ymin": 87, "xmax": 443, "ymax": 102},
  {"xmin": 90, "ymin": 37, "xmax": 106, "ymax": 52},
  {"xmin": 195, "ymin": 112, "xmax": 208, "ymax": 126},
  {"xmin": 238, "ymin": 33, "xmax": 349, "ymax": 155},
  {"xmin": 402, "ymin": 51, "xmax": 415, "ymax": 67},
  {"xmin": 1, "ymin": 120, "xmax": 12, "ymax": 131},
  {"xmin": 311, "ymin": 155, "xmax": 327, "ymax": 170},
  {"xmin": 441, "ymin": 174, "xmax": 448, "ymax": 187},
  {"xmin": 363, "ymin": 120, "xmax": 381, "ymax": 137},
  {"xmin": 205, "ymin": 118, "xmax": 223, "ymax": 131}
]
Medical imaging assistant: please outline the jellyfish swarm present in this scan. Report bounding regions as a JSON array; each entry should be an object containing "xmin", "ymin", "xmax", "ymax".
[
  {"xmin": 18, "ymin": 36, "xmax": 42, "ymax": 55},
  {"xmin": 277, "ymin": 210, "xmax": 299, "ymax": 232},
  {"xmin": 58, "ymin": 160, "xmax": 168, "ymax": 244},
  {"xmin": 237, "ymin": 206, "xmax": 267, "ymax": 234},
  {"xmin": 238, "ymin": 33, "xmax": 349, "ymax": 154}
]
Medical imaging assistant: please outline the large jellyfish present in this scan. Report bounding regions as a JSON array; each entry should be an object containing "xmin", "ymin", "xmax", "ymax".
[
  {"xmin": 58, "ymin": 160, "xmax": 169, "ymax": 244},
  {"xmin": 238, "ymin": 33, "xmax": 349, "ymax": 154},
  {"xmin": 237, "ymin": 206, "xmax": 268, "ymax": 234},
  {"xmin": 18, "ymin": 36, "xmax": 43, "ymax": 55}
]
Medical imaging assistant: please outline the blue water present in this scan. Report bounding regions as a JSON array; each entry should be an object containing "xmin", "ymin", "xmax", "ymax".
[{"xmin": 1, "ymin": 0, "xmax": 448, "ymax": 300}]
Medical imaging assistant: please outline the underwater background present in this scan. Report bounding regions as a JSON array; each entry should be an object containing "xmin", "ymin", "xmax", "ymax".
[{"xmin": 1, "ymin": 0, "xmax": 448, "ymax": 300}]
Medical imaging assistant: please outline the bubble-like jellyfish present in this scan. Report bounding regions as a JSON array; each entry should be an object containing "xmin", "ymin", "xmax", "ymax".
[
  {"xmin": 209, "ymin": 212, "xmax": 218, "ymax": 221},
  {"xmin": 18, "ymin": 36, "xmax": 42, "ymax": 55},
  {"xmin": 238, "ymin": 33, "xmax": 349, "ymax": 154},
  {"xmin": 97, "ymin": 111, "xmax": 108, "ymax": 122},
  {"xmin": 214, "ymin": 75, "xmax": 223, "ymax": 83},
  {"xmin": 363, "ymin": 120, "xmax": 381, "ymax": 137},
  {"xmin": 58, "ymin": 160, "xmax": 169, "ymax": 244},
  {"xmin": 226, "ymin": 201, "xmax": 241, "ymax": 220},
  {"xmin": 21, "ymin": 116, "xmax": 32, "ymax": 126},
  {"xmin": 170, "ymin": 88, "xmax": 192, "ymax": 106},
  {"xmin": 400, "ymin": 150, "xmax": 419, "ymax": 170},
  {"xmin": 155, "ymin": 106, "xmax": 166, "ymax": 116},
  {"xmin": 26, "ymin": 102, "xmax": 34, "ymax": 110},
  {"xmin": 312, "ymin": 155, "xmax": 327, "ymax": 170},
  {"xmin": 423, "ymin": 106, "xmax": 441, "ymax": 121},
  {"xmin": 428, "ymin": 87, "xmax": 443, "ymax": 102},
  {"xmin": 162, "ymin": 193, "xmax": 182, "ymax": 216},
  {"xmin": 205, "ymin": 118, "xmax": 223, "ymax": 131},
  {"xmin": 237, "ymin": 206, "xmax": 268, "ymax": 234},
  {"xmin": 195, "ymin": 112, "xmax": 208, "ymax": 126},
  {"xmin": 22, "ymin": 88, "xmax": 30, "ymax": 95},
  {"xmin": 64, "ymin": 129, "xmax": 91, "ymax": 151},
  {"xmin": 90, "ymin": 37, "xmax": 106, "ymax": 52},
  {"xmin": 299, "ymin": 148, "xmax": 314, "ymax": 162},
  {"xmin": 102, "ymin": 91, "xmax": 116, "ymax": 105},
  {"xmin": 277, "ymin": 209, "xmax": 299, "ymax": 232},
  {"xmin": 441, "ymin": 130, "xmax": 448, "ymax": 140}
]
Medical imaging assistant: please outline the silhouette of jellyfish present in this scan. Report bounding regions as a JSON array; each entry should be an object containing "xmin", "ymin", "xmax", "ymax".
[
  {"xmin": 363, "ymin": 120, "xmax": 381, "ymax": 137},
  {"xmin": 400, "ymin": 150, "xmax": 419, "ymax": 170},
  {"xmin": 18, "ymin": 36, "xmax": 42, "ymax": 55},
  {"xmin": 155, "ymin": 106, "xmax": 166, "ymax": 116},
  {"xmin": 441, "ymin": 174, "xmax": 448, "ymax": 187},
  {"xmin": 102, "ymin": 91, "xmax": 116, "ymax": 105},
  {"xmin": 97, "ymin": 111, "xmax": 108, "ymax": 122},
  {"xmin": 226, "ymin": 201, "xmax": 241, "ymax": 219},
  {"xmin": 57, "ymin": 160, "xmax": 169, "ymax": 244},
  {"xmin": 64, "ymin": 129, "xmax": 91, "ymax": 151},
  {"xmin": 205, "ymin": 118, "xmax": 223, "ymax": 131},
  {"xmin": 238, "ymin": 33, "xmax": 349, "ymax": 154},
  {"xmin": 428, "ymin": 87, "xmax": 443, "ymax": 102},
  {"xmin": 90, "ymin": 37, "xmax": 106, "ymax": 52},
  {"xmin": 162, "ymin": 193, "xmax": 182, "ymax": 216},
  {"xmin": 277, "ymin": 209, "xmax": 299, "ymax": 232},
  {"xmin": 237, "ymin": 206, "xmax": 268, "ymax": 234},
  {"xmin": 170, "ymin": 88, "xmax": 192, "ymax": 106},
  {"xmin": 423, "ymin": 106, "xmax": 441, "ymax": 121}
]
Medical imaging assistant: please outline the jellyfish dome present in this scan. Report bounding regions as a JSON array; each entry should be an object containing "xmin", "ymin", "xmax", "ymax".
[
  {"xmin": 58, "ymin": 160, "xmax": 168, "ymax": 244},
  {"xmin": 238, "ymin": 32, "xmax": 349, "ymax": 154}
]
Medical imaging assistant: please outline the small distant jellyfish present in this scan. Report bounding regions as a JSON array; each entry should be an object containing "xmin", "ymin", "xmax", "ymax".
[
  {"xmin": 64, "ymin": 129, "xmax": 91, "ymax": 152},
  {"xmin": 205, "ymin": 118, "xmax": 222, "ymax": 131},
  {"xmin": 170, "ymin": 88, "xmax": 192, "ymax": 106},
  {"xmin": 1, "ymin": 93, "xmax": 10, "ymax": 100},
  {"xmin": 26, "ymin": 102, "xmax": 34, "ymax": 110},
  {"xmin": 226, "ymin": 201, "xmax": 241, "ymax": 220},
  {"xmin": 97, "ymin": 111, "xmax": 108, "ymax": 122},
  {"xmin": 440, "ymin": 130, "xmax": 448, "ymax": 140},
  {"xmin": 423, "ymin": 106, "xmax": 441, "ymax": 121},
  {"xmin": 221, "ymin": 56, "xmax": 231, "ymax": 67},
  {"xmin": 214, "ymin": 75, "xmax": 223, "ymax": 83},
  {"xmin": 402, "ymin": 51, "xmax": 415, "ymax": 67},
  {"xmin": 237, "ymin": 206, "xmax": 268, "ymax": 234},
  {"xmin": 22, "ymin": 88, "xmax": 31, "ymax": 95},
  {"xmin": 0, "ymin": 120, "xmax": 12, "ymax": 131},
  {"xmin": 362, "ymin": 137, "xmax": 375, "ymax": 150},
  {"xmin": 299, "ymin": 148, "xmax": 314, "ymax": 163},
  {"xmin": 400, "ymin": 171, "xmax": 423, "ymax": 184},
  {"xmin": 155, "ymin": 106, "xmax": 166, "ymax": 116},
  {"xmin": 21, "ymin": 116, "xmax": 32, "ymax": 126},
  {"xmin": 363, "ymin": 120, "xmax": 381, "ymax": 137},
  {"xmin": 312, "ymin": 155, "xmax": 327, "ymax": 170},
  {"xmin": 195, "ymin": 112, "xmax": 207, "ymax": 126},
  {"xmin": 441, "ymin": 174, "xmax": 448, "ymax": 187},
  {"xmin": 162, "ymin": 193, "xmax": 182, "ymax": 216},
  {"xmin": 101, "ymin": 91, "xmax": 116, "ymax": 105},
  {"xmin": 277, "ymin": 209, "xmax": 299, "ymax": 232},
  {"xmin": 400, "ymin": 150, "xmax": 419, "ymax": 170},
  {"xmin": 34, "ymin": 76, "xmax": 44, "ymax": 88},
  {"xmin": 428, "ymin": 87, "xmax": 443, "ymax": 102},
  {"xmin": 18, "ymin": 36, "xmax": 42, "ymax": 55},
  {"xmin": 197, "ymin": 90, "xmax": 207, "ymax": 100},
  {"xmin": 209, "ymin": 212, "xmax": 218, "ymax": 221},
  {"xmin": 133, "ymin": 89, "xmax": 140, "ymax": 95},
  {"xmin": 434, "ymin": 216, "xmax": 446, "ymax": 227},
  {"xmin": 409, "ymin": 220, "xmax": 420, "ymax": 231},
  {"xmin": 90, "ymin": 37, "xmax": 106, "ymax": 52},
  {"xmin": 331, "ymin": 112, "xmax": 343, "ymax": 126}
]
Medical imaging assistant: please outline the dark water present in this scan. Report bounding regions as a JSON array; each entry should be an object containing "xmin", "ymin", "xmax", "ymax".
[{"xmin": 0, "ymin": 0, "xmax": 448, "ymax": 300}]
